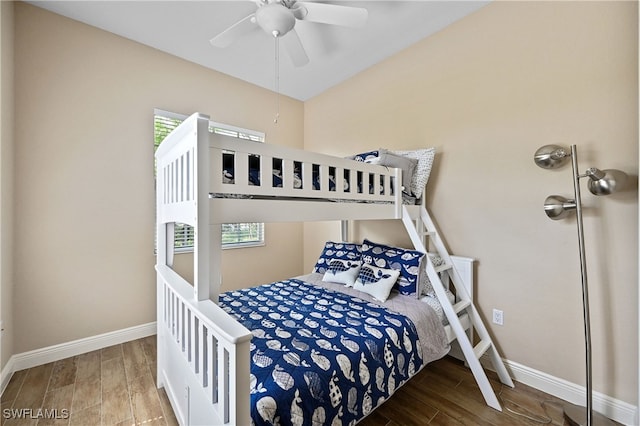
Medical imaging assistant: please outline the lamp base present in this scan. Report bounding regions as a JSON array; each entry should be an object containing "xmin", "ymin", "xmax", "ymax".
[{"xmin": 563, "ymin": 403, "xmax": 620, "ymax": 426}]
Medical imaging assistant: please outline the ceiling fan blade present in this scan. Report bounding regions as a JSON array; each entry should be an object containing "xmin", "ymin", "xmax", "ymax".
[
  {"xmin": 281, "ymin": 29, "xmax": 309, "ymax": 67},
  {"xmin": 293, "ymin": 2, "xmax": 368, "ymax": 28},
  {"xmin": 210, "ymin": 13, "xmax": 257, "ymax": 48}
]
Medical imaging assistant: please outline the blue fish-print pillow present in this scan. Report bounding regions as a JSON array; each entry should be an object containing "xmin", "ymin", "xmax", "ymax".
[
  {"xmin": 361, "ymin": 239, "xmax": 425, "ymax": 297},
  {"xmin": 313, "ymin": 241, "xmax": 362, "ymax": 274}
]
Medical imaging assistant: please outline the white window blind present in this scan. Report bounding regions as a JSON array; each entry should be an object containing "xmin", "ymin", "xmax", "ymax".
[{"xmin": 154, "ymin": 110, "xmax": 265, "ymax": 250}]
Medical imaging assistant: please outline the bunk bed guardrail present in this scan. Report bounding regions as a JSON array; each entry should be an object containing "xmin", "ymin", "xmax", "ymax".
[
  {"xmin": 156, "ymin": 113, "xmax": 404, "ymax": 225},
  {"xmin": 156, "ymin": 263, "xmax": 252, "ymax": 425}
]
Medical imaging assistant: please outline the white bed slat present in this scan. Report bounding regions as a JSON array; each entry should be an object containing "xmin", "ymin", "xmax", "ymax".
[
  {"xmin": 203, "ymin": 326, "xmax": 209, "ymax": 388},
  {"xmin": 192, "ymin": 315, "xmax": 199, "ymax": 373},
  {"xmin": 217, "ymin": 344, "xmax": 229, "ymax": 422},
  {"xmin": 262, "ymin": 155, "xmax": 272, "ymax": 190},
  {"xmin": 235, "ymin": 151, "xmax": 249, "ymax": 188},
  {"xmin": 282, "ymin": 158, "xmax": 294, "ymax": 191}
]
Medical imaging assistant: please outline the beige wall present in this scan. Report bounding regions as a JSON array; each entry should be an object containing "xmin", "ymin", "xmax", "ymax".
[
  {"xmin": 304, "ymin": 1, "xmax": 638, "ymax": 406},
  {"xmin": 12, "ymin": 2, "xmax": 304, "ymax": 353},
  {"xmin": 1, "ymin": 0, "xmax": 15, "ymax": 371},
  {"xmin": 6, "ymin": 0, "xmax": 639, "ymax": 410}
]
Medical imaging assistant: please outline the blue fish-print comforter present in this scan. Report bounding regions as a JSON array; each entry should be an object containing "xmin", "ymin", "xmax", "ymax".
[{"xmin": 219, "ymin": 279, "xmax": 424, "ymax": 426}]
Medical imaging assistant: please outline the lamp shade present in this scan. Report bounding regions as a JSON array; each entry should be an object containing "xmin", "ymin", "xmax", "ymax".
[
  {"xmin": 544, "ymin": 195, "xmax": 577, "ymax": 220},
  {"xmin": 534, "ymin": 145, "xmax": 570, "ymax": 169},
  {"xmin": 585, "ymin": 168, "xmax": 627, "ymax": 196}
]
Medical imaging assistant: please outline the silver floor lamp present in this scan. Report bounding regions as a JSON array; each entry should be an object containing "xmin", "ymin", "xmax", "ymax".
[{"xmin": 533, "ymin": 144, "xmax": 627, "ymax": 426}]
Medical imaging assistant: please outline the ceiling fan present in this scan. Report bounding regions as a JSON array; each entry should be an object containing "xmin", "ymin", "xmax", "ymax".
[{"xmin": 209, "ymin": 0, "xmax": 368, "ymax": 67}]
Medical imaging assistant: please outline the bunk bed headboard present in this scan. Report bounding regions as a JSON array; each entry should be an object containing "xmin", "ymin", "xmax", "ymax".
[{"xmin": 156, "ymin": 113, "xmax": 213, "ymax": 301}]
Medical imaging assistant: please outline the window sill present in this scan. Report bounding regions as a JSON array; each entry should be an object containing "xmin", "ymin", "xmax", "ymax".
[{"xmin": 174, "ymin": 241, "xmax": 265, "ymax": 254}]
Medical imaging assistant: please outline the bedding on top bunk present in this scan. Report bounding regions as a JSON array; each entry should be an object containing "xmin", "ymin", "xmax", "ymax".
[
  {"xmin": 348, "ymin": 148, "xmax": 435, "ymax": 200},
  {"xmin": 222, "ymin": 154, "xmax": 394, "ymax": 200},
  {"xmin": 219, "ymin": 147, "xmax": 434, "ymax": 205}
]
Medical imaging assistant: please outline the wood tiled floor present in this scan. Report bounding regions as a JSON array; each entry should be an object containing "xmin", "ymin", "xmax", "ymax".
[
  {"xmin": 360, "ymin": 356, "xmax": 621, "ymax": 426},
  {"xmin": 1, "ymin": 336, "xmax": 177, "ymax": 426},
  {"xmin": 2, "ymin": 337, "xmax": 620, "ymax": 426}
]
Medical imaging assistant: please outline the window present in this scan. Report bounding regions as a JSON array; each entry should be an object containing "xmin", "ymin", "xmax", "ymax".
[{"xmin": 154, "ymin": 109, "xmax": 265, "ymax": 251}]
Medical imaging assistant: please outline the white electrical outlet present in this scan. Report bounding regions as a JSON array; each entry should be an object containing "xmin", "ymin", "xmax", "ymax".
[{"xmin": 492, "ymin": 309, "xmax": 504, "ymax": 325}]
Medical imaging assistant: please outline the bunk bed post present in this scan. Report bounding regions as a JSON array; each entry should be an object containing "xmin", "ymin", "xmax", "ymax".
[
  {"xmin": 156, "ymin": 180, "xmax": 167, "ymax": 391},
  {"xmin": 193, "ymin": 114, "xmax": 216, "ymax": 302},
  {"xmin": 393, "ymin": 168, "xmax": 403, "ymax": 218},
  {"xmin": 165, "ymin": 223, "xmax": 175, "ymax": 267},
  {"xmin": 341, "ymin": 220, "xmax": 350, "ymax": 242},
  {"xmin": 208, "ymin": 224, "xmax": 222, "ymax": 302}
]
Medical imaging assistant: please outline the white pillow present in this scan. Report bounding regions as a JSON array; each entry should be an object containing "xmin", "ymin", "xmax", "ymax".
[
  {"xmin": 353, "ymin": 264, "xmax": 400, "ymax": 302},
  {"xmin": 322, "ymin": 259, "xmax": 361, "ymax": 287},
  {"xmin": 391, "ymin": 148, "xmax": 435, "ymax": 199}
]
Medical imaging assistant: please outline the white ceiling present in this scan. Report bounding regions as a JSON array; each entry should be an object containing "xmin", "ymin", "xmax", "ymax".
[{"xmin": 28, "ymin": 1, "xmax": 488, "ymax": 101}]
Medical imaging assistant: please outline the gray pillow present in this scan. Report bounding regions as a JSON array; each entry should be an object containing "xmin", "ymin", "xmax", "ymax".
[
  {"xmin": 391, "ymin": 148, "xmax": 436, "ymax": 199},
  {"xmin": 377, "ymin": 149, "xmax": 418, "ymax": 194}
]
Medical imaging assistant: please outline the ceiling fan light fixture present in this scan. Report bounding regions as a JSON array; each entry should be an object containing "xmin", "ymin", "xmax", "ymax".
[
  {"xmin": 210, "ymin": 0, "xmax": 368, "ymax": 68},
  {"xmin": 256, "ymin": 3, "xmax": 296, "ymax": 37}
]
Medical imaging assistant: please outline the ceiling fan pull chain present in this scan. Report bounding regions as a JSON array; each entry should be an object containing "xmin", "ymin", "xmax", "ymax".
[{"xmin": 274, "ymin": 36, "xmax": 280, "ymax": 124}]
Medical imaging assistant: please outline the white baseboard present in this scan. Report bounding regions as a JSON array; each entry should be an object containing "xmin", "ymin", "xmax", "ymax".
[
  {"xmin": 463, "ymin": 350, "xmax": 637, "ymax": 426},
  {"xmin": 1, "ymin": 322, "xmax": 156, "ymax": 397},
  {"xmin": 503, "ymin": 358, "xmax": 637, "ymax": 426},
  {"xmin": 0, "ymin": 355, "xmax": 15, "ymax": 397},
  {"xmin": 432, "ymin": 344, "xmax": 637, "ymax": 424}
]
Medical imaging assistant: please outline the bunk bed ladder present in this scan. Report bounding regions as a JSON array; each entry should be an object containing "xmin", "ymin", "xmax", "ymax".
[{"xmin": 401, "ymin": 205, "xmax": 514, "ymax": 411}]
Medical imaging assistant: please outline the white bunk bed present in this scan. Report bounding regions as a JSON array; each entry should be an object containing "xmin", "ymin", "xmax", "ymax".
[{"xmin": 155, "ymin": 113, "xmax": 513, "ymax": 425}]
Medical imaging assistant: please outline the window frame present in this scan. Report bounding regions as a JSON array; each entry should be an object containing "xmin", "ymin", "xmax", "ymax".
[{"xmin": 154, "ymin": 109, "xmax": 266, "ymax": 252}]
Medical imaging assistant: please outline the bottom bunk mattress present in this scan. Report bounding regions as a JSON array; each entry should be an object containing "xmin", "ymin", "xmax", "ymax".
[{"xmin": 218, "ymin": 273, "xmax": 450, "ymax": 426}]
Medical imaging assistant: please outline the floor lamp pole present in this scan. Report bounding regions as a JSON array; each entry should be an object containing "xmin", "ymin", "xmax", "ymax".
[{"xmin": 565, "ymin": 144, "xmax": 593, "ymax": 426}]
